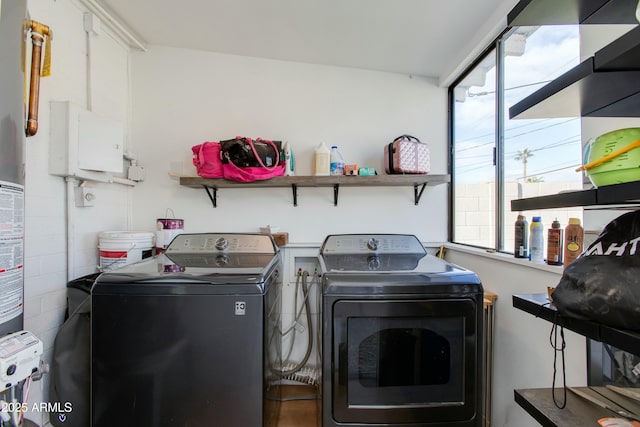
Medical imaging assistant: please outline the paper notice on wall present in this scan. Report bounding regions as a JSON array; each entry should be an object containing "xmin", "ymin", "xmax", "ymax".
[{"xmin": 0, "ymin": 181, "xmax": 24, "ymax": 323}]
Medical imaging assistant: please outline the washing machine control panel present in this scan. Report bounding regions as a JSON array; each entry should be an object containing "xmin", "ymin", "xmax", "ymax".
[
  {"xmin": 166, "ymin": 233, "xmax": 276, "ymax": 254},
  {"xmin": 321, "ymin": 234, "xmax": 425, "ymax": 255},
  {"xmin": 366, "ymin": 238, "xmax": 379, "ymax": 251}
]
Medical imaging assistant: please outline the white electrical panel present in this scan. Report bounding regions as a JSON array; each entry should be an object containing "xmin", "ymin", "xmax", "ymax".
[{"xmin": 49, "ymin": 101, "xmax": 124, "ymax": 178}]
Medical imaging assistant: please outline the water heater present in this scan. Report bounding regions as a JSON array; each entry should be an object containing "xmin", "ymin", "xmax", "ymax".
[{"xmin": 0, "ymin": 0, "xmax": 27, "ymax": 336}]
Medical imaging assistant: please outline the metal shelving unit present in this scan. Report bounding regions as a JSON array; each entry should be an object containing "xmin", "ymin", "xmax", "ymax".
[
  {"xmin": 510, "ymin": 181, "xmax": 640, "ymax": 211},
  {"xmin": 508, "ymin": 1, "xmax": 640, "ymax": 120},
  {"xmin": 507, "ymin": 0, "xmax": 640, "ymax": 26},
  {"xmin": 507, "ymin": 0, "xmax": 640, "ymax": 424},
  {"xmin": 513, "ymin": 294, "xmax": 640, "ymax": 355},
  {"xmin": 512, "ymin": 295, "xmax": 640, "ymax": 426},
  {"xmin": 509, "ymin": 57, "xmax": 640, "ymax": 119}
]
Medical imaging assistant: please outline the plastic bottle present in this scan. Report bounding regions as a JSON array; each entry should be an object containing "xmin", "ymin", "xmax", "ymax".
[
  {"xmin": 314, "ymin": 142, "xmax": 330, "ymax": 176},
  {"xmin": 546, "ymin": 218, "xmax": 563, "ymax": 266},
  {"xmin": 329, "ymin": 145, "xmax": 345, "ymax": 176},
  {"xmin": 529, "ymin": 216, "xmax": 544, "ymax": 263},
  {"xmin": 514, "ymin": 215, "xmax": 529, "ymax": 259},
  {"xmin": 564, "ymin": 218, "xmax": 584, "ymax": 268}
]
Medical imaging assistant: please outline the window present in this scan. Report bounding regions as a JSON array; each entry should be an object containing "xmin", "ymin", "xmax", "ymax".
[{"xmin": 450, "ymin": 25, "xmax": 584, "ymax": 252}]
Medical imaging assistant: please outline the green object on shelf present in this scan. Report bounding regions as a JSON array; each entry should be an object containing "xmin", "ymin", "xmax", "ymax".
[{"xmin": 586, "ymin": 128, "xmax": 640, "ymax": 187}]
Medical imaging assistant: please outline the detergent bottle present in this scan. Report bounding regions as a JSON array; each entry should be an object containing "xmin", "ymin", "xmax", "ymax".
[
  {"xmin": 330, "ymin": 146, "xmax": 345, "ymax": 175},
  {"xmin": 314, "ymin": 142, "xmax": 330, "ymax": 176}
]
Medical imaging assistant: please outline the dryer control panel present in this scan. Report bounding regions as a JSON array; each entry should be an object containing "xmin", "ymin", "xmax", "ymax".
[
  {"xmin": 320, "ymin": 234, "xmax": 426, "ymax": 255},
  {"xmin": 166, "ymin": 233, "xmax": 277, "ymax": 254}
]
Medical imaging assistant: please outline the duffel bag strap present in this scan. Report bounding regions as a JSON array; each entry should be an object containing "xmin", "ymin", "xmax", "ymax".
[{"xmin": 253, "ymin": 138, "xmax": 280, "ymax": 170}]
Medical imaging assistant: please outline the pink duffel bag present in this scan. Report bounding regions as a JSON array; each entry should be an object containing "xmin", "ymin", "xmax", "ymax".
[{"xmin": 192, "ymin": 141, "xmax": 223, "ymax": 178}]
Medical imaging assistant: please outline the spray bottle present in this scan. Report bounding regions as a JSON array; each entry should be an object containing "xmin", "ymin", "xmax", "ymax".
[
  {"xmin": 514, "ymin": 215, "xmax": 529, "ymax": 259},
  {"xmin": 546, "ymin": 218, "xmax": 563, "ymax": 266},
  {"xmin": 564, "ymin": 218, "xmax": 584, "ymax": 268},
  {"xmin": 529, "ymin": 216, "xmax": 544, "ymax": 263},
  {"xmin": 283, "ymin": 141, "xmax": 295, "ymax": 176}
]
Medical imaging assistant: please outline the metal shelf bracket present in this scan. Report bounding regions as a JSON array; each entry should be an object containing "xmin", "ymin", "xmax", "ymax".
[
  {"xmin": 333, "ymin": 184, "xmax": 339, "ymax": 206},
  {"xmin": 414, "ymin": 183, "xmax": 427, "ymax": 205},
  {"xmin": 291, "ymin": 184, "xmax": 298, "ymax": 207},
  {"xmin": 203, "ymin": 185, "xmax": 217, "ymax": 208}
]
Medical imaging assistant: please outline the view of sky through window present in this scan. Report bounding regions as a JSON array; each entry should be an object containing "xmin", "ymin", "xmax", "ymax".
[
  {"xmin": 455, "ymin": 25, "xmax": 581, "ymax": 185},
  {"xmin": 452, "ymin": 25, "xmax": 583, "ymax": 250}
]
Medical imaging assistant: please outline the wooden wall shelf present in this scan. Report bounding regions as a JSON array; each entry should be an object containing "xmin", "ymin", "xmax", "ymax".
[{"xmin": 179, "ymin": 174, "xmax": 450, "ymax": 207}]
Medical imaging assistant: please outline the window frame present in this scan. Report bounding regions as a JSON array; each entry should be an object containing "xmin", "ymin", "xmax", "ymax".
[
  {"xmin": 448, "ymin": 25, "xmax": 582, "ymax": 252},
  {"xmin": 448, "ymin": 31, "xmax": 507, "ymax": 250}
]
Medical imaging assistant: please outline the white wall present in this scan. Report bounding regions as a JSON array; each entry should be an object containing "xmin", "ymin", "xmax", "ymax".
[
  {"xmin": 22, "ymin": 0, "xmax": 132, "ymax": 424},
  {"xmin": 128, "ymin": 46, "xmax": 448, "ymax": 244},
  {"xmin": 445, "ymin": 247, "xmax": 587, "ymax": 427}
]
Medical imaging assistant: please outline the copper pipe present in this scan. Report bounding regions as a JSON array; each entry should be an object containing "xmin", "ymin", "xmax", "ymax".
[{"xmin": 26, "ymin": 21, "xmax": 51, "ymax": 137}]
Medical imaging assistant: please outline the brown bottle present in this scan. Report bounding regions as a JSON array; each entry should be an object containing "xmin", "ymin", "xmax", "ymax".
[
  {"xmin": 546, "ymin": 218, "xmax": 563, "ymax": 266},
  {"xmin": 564, "ymin": 218, "xmax": 583, "ymax": 269}
]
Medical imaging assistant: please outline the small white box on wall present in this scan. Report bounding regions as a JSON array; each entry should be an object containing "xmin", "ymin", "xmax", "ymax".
[{"xmin": 49, "ymin": 101, "xmax": 124, "ymax": 178}]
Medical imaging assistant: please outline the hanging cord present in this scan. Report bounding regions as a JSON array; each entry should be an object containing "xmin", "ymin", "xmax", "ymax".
[
  {"xmin": 550, "ymin": 314, "xmax": 567, "ymax": 409},
  {"xmin": 314, "ymin": 268, "xmax": 322, "ymax": 371},
  {"xmin": 18, "ymin": 378, "xmax": 31, "ymax": 426}
]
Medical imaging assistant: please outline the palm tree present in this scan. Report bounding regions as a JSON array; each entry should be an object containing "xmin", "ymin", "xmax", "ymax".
[
  {"xmin": 514, "ymin": 148, "xmax": 533, "ymax": 180},
  {"xmin": 525, "ymin": 176, "xmax": 544, "ymax": 183}
]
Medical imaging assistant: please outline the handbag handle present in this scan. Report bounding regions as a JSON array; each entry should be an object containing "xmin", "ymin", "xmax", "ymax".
[
  {"xmin": 250, "ymin": 137, "xmax": 280, "ymax": 170},
  {"xmin": 394, "ymin": 134, "xmax": 420, "ymax": 143}
]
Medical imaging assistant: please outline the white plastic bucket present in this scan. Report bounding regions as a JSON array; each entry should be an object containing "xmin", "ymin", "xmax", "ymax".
[{"xmin": 98, "ymin": 231, "xmax": 155, "ymax": 270}]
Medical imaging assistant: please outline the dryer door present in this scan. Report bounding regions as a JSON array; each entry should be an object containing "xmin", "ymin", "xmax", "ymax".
[{"xmin": 328, "ymin": 298, "xmax": 481, "ymax": 425}]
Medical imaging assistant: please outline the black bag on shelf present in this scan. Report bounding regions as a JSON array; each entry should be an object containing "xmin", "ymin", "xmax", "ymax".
[
  {"xmin": 552, "ymin": 210, "xmax": 640, "ymax": 331},
  {"xmin": 220, "ymin": 136, "xmax": 282, "ymax": 168}
]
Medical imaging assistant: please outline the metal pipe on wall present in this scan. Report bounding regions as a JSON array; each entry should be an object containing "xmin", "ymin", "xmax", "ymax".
[{"xmin": 25, "ymin": 20, "xmax": 51, "ymax": 137}]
